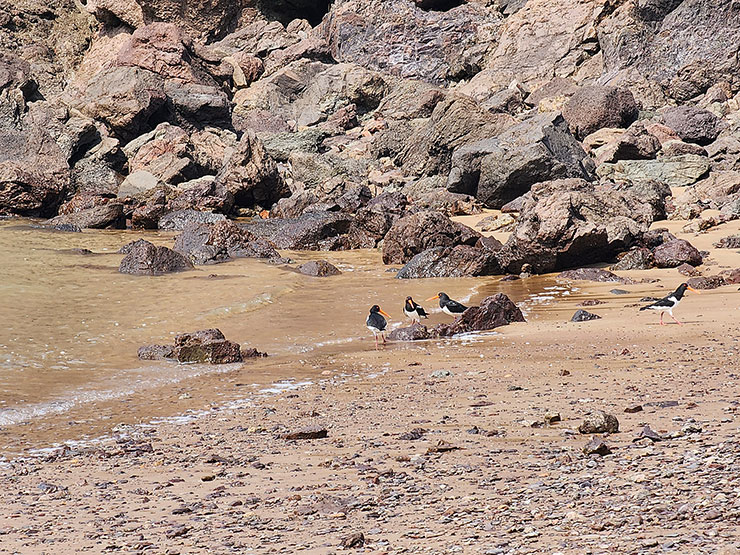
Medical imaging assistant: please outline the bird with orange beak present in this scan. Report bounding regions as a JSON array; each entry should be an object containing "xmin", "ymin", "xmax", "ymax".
[
  {"xmin": 367, "ymin": 305, "xmax": 391, "ymax": 347},
  {"xmin": 426, "ymin": 292, "xmax": 468, "ymax": 317},
  {"xmin": 639, "ymin": 282, "xmax": 699, "ymax": 325}
]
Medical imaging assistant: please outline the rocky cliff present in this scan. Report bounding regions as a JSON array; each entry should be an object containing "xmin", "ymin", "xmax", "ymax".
[{"xmin": 2, "ymin": 0, "xmax": 739, "ymax": 274}]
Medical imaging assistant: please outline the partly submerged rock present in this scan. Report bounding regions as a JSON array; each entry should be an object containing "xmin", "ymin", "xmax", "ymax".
[
  {"xmin": 174, "ymin": 220, "xmax": 280, "ymax": 265},
  {"xmin": 119, "ymin": 239, "xmax": 193, "ymax": 275},
  {"xmin": 434, "ymin": 293, "xmax": 525, "ymax": 337},
  {"xmin": 296, "ymin": 259, "xmax": 341, "ymax": 277},
  {"xmin": 173, "ymin": 329, "xmax": 243, "ymax": 364}
]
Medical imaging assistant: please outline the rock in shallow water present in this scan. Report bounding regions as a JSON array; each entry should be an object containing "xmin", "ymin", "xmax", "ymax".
[
  {"xmin": 119, "ymin": 239, "xmax": 193, "ymax": 275},
  {"xmin": 173, "ymin": 329, "xmax": 243, "ymax": 364},
  {"xmin": 296, "ymin": 259, "xmax": 341, "ymax": 277}
]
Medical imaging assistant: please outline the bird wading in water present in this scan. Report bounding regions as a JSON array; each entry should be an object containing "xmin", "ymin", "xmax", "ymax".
[
  {"xmin": 426, "ymin": 292, "xmax": 468, "ymax": 317},
  {"xmin": 404, "ymin": 296, "xmax": 428, "ymax": 323},
  {"xmin": 367, "ymin": 305, "xmax": 391, "ymax": 347},
  {"xmin": 639, "ymin": 283, "xmax": 699, "ymax": 326}
]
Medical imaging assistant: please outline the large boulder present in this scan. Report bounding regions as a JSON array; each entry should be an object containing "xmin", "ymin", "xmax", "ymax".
[
  {"xmin": 46, "ymin": 203, "xmax": 126, "ymax": 229},
  {"xmin": 125, "ymin": 123, "xmax": 194, "ymax": 185},
  {"xmin": 318, "ymin": 0, "xmax": 501, "ymax": 85},
  {"xmin": 661, "ymin": 105, "xmax": 723, "ymax": 146},
  {"xmin": 496, "ymin": 178, "xmax": 657, "ymax": 273},
  {"xmin": 119, "ymin": 239, "xmax": 193, "ymax": 275},
  {"xmin": 215, "ymin": 131, "xmax": 287, "ymax": 209},
  {"xmin": 670, "ymin": 171, "xmax": 740, "ymax": 219},
  {"xmin": 382, "ymin": 211, "xmax": 481, "ymax": 264},
  {"xmin": 447, "ymin": 112, "xmax": 593, "ymax": 208},
  {"xmin": 397, "ymin": 245, "xmax": 501, "ymax": 279},
  {"xmin": 562, "ymin": 86, "xmax": 639, "ymax": 140},
  {"xmin": 345, "ymin": 191, "xmax": 408, "ymax": 249},
  {"xmin": 597, "ymin": 155, "xmax": 710, "ymax": 188},
  {"xmin": 244, "ymin": 211, "xmax": 354, "ymax": 250},
  {"xmin": 66, "ymin": 66, "xmax": 167, "ymax": 142},
  {"xmin": 434, "ymin": 293, "xmax": 525, "ymax": 337},
  {"xmin": 132, "ymin": 0, "xmax": 243, "ymax": 40},
  {"xmin": 652, "ymin": 238, "xmax": 703, "ymax": 268},
  {"xmin": 174, "ymin": 220, "xmax": 280, "ymax": 265}
]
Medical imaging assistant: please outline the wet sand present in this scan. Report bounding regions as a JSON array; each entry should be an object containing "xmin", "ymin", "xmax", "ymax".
[{"xmin": 1, "ymin": 218, "xmax": 740, "ymax": 553}]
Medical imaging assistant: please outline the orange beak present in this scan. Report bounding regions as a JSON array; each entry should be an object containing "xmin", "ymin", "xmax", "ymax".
[
  {"xmin": 426, "ymin": 295, "xmax": 440, "ymax": 301},
  {"xmin": 379, "ymin": 308, "xmax": 391, "ymax": 319},
  {"xmin": 687, "ymin": 285, "xmax": 700, "ymax": 294}
]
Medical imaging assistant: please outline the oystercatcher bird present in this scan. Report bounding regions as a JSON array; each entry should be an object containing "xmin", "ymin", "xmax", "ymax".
[
  {"xmin": 404, "ymin": 296, "xmax": 428, "ymax": 323},
  {"xmin": 426, "ymin": 292, "xmax": 468, "ymax": 317},
  {"xmin": 639, "ymin": 282, "xmax": 699, "ymax": 326},
  {"xmin": 366, "ymin": 305, "xmax": 391, "ymax": 347}
]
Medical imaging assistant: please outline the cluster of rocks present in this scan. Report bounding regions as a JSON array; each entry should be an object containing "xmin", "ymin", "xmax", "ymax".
[
  {"xmin": 138, "ymin": 328, "xmax": 264, "ymax": 364},
  {"xmin": 2, "ymin": 0, "xmax": 739, "ymax": 278}
]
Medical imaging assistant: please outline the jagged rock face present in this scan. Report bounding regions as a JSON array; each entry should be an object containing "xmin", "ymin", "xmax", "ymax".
[
  {"xmin": 118, "ymin": 238, "xmax": 193, "ymax": 274},
  {"xmin": 447, "ymin": 112, "xmax": 592, "ymax": 209},
  {"xmin": 132, "ymin": 0, "xmax": 248, "ymax": 40},
  {"xmin": 173, "ymin": 219, "xmax": 280, "ymax": 264},
  {"xmin": 319, "ymin": 0, "xmax": 501, "ymax": 85},
  {"xmin": 382, "ymin": 210, "xmax": 481, "ymax": 265},
  {"xmin": 496, "ymin": 178, "xmax": 658, "ymax": 274},
  {"xmin": 598, "ymin": 0, "xmax": 740, "ymax": 105}
]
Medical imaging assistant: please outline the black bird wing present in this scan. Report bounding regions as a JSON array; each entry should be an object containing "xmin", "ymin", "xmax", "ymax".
[
  {"xmin": 640, "ymin": 296, "xmax": 675, "ymax": 310},
  {"xmin": 367, "ymin": 312, "xmax": 387, "ymax": 330},
  {"xmin": 444, "ymin": 299, "xmax": 468, "ymax": 313},
  {"xmin": 416, "ymin": 306, "xmax": 429, "ymax": 318}
]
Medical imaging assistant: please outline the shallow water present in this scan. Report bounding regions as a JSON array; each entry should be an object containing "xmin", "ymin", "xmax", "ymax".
[{"xmin": 0, "ymin": 218, "xmax": 564, "ymax": 457}]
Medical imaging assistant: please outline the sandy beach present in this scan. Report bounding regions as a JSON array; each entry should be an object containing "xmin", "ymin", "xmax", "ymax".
[{"xmin": 2, "ymin": 216, "xmax": 739, "ymax": 554}]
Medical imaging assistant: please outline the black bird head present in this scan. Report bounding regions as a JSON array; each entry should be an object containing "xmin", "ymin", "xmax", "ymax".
[
  {"xmin": 405, "ymin": 296, "xmax": 413, "ymax": 302},
  {"xmin": 674, "ymin": 282, "xmax": 699, "ymax": 299},
  {"xmin": 370, "ymin": 305, "xmax": 391, "ymax": 318},
  {"xmin": 438, "ymin": 292, "xmax": 449, "ymax": 301}
]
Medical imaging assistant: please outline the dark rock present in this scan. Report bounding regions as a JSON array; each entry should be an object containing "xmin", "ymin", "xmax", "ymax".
[
  {"xmin": 610, "ymin": 247, "xmax": 654, "ymax": 271},
  {"xmin": 686, "ymin": 275, "xmax": 725, "ymax": 290},
  {"xmin": 388, "ymin": 323, "xmax": 432, "ymax": 341},
  {"xmin": 583, "ymin": 437, "xmax": 612, "ymax": 456},
  {"xmin": 635, "ymin": 425, "xmax": 663, "ymax": 442},
  {"xmin": 46, "ymin": 223, "xmax": 82, "ymax": 233},
  {"xmin": 46, "ymin": 203, "xmax": 126, "ymax": 230},
  {"xmin": 714, "ymin": 235, "xmax": 740, "ymax": 249},
  {"xmin": 339, "ymin": 532, "xmax": 365, "ymax": 549},
  {"xmin": 447, "ymin": 113, "xmax": 592, "ymax": 209},
  {"xmin": 610, "ymin": 289, "xmax": 629, "ymax": 295},
  {"xmin": 571, "ymin": 310, "xmax": 601, "ymax": 322},
  {"xmin": 677, "ymin": 263, "xmax": 700, "ymax": 277},
  {"xmin": 174, "ymin": 329, "xmax": 242, "ymax": 364},
  {"xmin": 397, "ymin": 245, "xmax": 501, "ymax": 279},
  {"xmin": 662, "ymin": 140, "xmax": 708, "ymax": 158},
  {"xmin": 345, "ymin": 191, "xmax": 408, "ymax": 249},
  {"xmin": 245, "ymin": 212, "xmax": 354, "ymax": 251},
  {"xmin": 242, "ymin": 347, "xmax": 268, "ymax": 358},
  {"xmin": 496, "ymin": 179, "xmax": 657, "ymax": 274},
  {"xmin": 578, "ymin": 299, "xmax": 605, "ymax": 307},
  {"xmin": 558, "ymin": 268, "xmax": 629, "ymax": 283},
  {"xmin": 296, "ymin": 260, "xmax": 341, "ymax": 277},
  {"xmin": 500, "ymin": 195, "xmax": 525, "ymax": 213},
  {"xmin": 158, "ymin": 210, "xmax": 227, "ymax": 231},
  {"xmin": 624, "ymin": 405, "xmax": 643, "ymax": 414},
  {"xmin": 642, "ymin": 228, "xmax": 677, "ymax": 248},
  {"xmin": 119, "ymin": 239, "xmax": 193, "ymax": 275},
  {"xmin": 382, "ymin": 211, "xmax": 480, "ymax": 264},
  {"xmin": 721, "ymin": 268, "xmax": 740, "ymax": 284},
  {"xmin": 282, "ymin": 426, "xmax": 328, "ymax": 440},
  {"xmin": 137, "ymin": 344, "xmax": 175, "ymax": 361},
  {"xmin": 165, "ymin": 81, "xmax": 231, "ymax": 130},
  {"xmin": 661, "ymin": 105, "xmax": 723, "ymax": 146},
  {"xmin": 434, "ymin": 293, "xmax": 525, "ymax": 337},
  {"xmin": 174, "ymin": 220, "xmax": 280, "ymax": 265},
  {"xmin": 578, "ymin": 411, "xmax": 619, "ymax": 434},
  {"xmin": 653, "ymin": 238, "xmax": 703, "ymax": 268},
  {"xmin": 562, "ymin": 86, "xmax": 639, "ymax": 140}
]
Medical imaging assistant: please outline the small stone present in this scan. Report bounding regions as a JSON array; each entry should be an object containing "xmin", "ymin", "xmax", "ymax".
[
  {"xmin": 431, "ymin": 370, "xmax": 453, "ymax": 378},
  {"xmin": 681, "ymin": 421, "xmax": 703, "ymax": 434},
  {"xmin": 578, "ymin": 410, "xmax": 619, "ymax": 434},
  {"xmin": 578, "ymin": 299, "xmax": 605, "ymax": 306},
  {"xmin": 544, "ymin": 412, "xmax": 561, "ymax": 424},
  {"xmin": 201, "ymin": 475, "xmax": 215, "ymax": 482},
  {"xmin": 624, "ymin": 404, "xmax": 643, "ymax": 414},
  {"xmin": 583, "ymin": 437, "xmax": 612, "ymax": 456},
  {"xmin": 571, "ymin": 309, "xmax": 601, "ymax": 322},
  {"xmin": 399, "ymin": 428, "xmax": 427, "ymax": 441},
  {"xmin": 282, "ymin": 426, "xmax": 328, "ymax": 440},
  {"xmin": 340, "ymin": 532, "xmax": 365, "ymax": 548},
  {"xmin": 635, "ymin": 425, "xmax": 663, "ymax": 442},
  {"xmin": 610, "ymin": 289, "xmax": 629, "ymax": 295}
]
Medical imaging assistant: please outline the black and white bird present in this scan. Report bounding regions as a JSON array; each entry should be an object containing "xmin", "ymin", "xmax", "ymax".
[
  {"xmin": 366, "ymin": 305, "xmax": 391, "ymax": 347},
  {"xmin": 404, "ymin": 296, "xmax": 428, "ymax": 323},
  {"xmin": 639, "ymin": 282, "xmax": 699, "ymax": 326},
  {"xmin": 426, "ymin": 292, "xmax": 468, "ymax": 317}
]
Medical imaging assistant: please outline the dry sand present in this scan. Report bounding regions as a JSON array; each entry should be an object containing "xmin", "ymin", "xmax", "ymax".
[{"xmin": 1, "ymin": 218, "xmax": 740, "ymax": 554}]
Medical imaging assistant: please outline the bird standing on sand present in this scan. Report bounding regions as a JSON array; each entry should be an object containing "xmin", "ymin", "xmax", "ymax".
[
  {"xmin": 367, "ymin": 305, "xmax": 391, "ymax": 347},
  {"xmin": 639, "ymin": 283, "xmax": 699, "ymax": 326},
  {"xmin": 426, "ymin": 292, "xmax": 468, "ymax": 317},
  {"xmin": 404, "ymin": 296, "xmax": 428, "ymax": 323}
]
